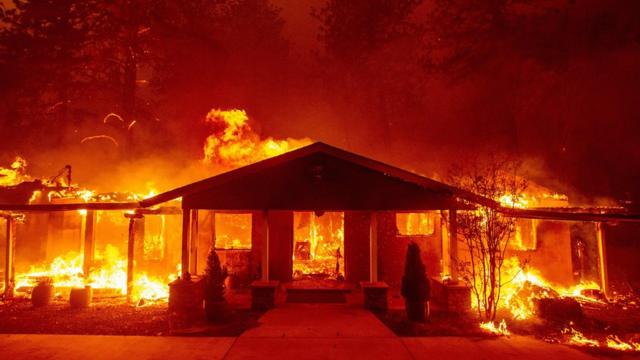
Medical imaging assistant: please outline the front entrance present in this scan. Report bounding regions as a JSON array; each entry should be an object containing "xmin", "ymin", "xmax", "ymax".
[{"xmin": 292, "ymin": 211, "xmax": 345, "ymax": 281}]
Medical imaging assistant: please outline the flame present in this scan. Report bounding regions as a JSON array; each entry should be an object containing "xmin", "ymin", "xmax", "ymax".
[
  {"xmin": 0, "ymin": 156, "xmax": 30, "ymax": 186},
  {"xmin": 203, "ymin": 108, "xmax": 311, "ymax": 168},
  {"xmin": 557, "ymin": 326, "xmax": 640, "ymax": 352},
  {"xmin": 15, "ymin": 246, "xmax": 174, "ymax": 305},
  {"xmin": 292, "ymin": 212, "xmax": 344, "ymax": 279},
  {"xmin": 499, "ymin": 257, "xmax": 603, "ymax": 320},
  {"xmin": 480, "ymin": 319, "xmax": 511, "ymax": 336}
]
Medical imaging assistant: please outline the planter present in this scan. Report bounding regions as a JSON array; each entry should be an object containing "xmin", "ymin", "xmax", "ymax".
[
  {"xmin": 405, "ymin": 300, "xmax": 426, "ymax": 322},
  {"xmin": 250, "ymin": 280, "xmax": 279, "ymax": 311},
  {"xmin": 70, "ymin": 286, "xmax": 92, "ymax": 309},
  {"xmin": 168, "ymin": 277, "xmax": 204, "ymax": 313},
  {"xmin": 32, "ymin": 283, "xmax": 54, "ymax": 307},
  {"xmin": 204, "ymin": 300, "xmax": 227, "ymax": 322},
  {"xmin": 360, "ymin": 281, "xmax": 389, "ymax": 312}
]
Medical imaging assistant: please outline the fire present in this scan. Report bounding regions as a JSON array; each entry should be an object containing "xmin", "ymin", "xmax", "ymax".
[
  {"xmin": 557, "ymin": 326, "xmax": 640, "ymax": 352},
  {"xmin": 15, "ymin": 246, "xmax": 174, "ymax": 305},
  {"xmin": 500, "ymin": 257, "xmax": 602, "ymax": 320},
  {"xmin": 0, "ymin": 156, "xmax": 30, "ymax": 186},
  {"xmin": 480, "ymin": 319, "xmax": 511, "ymax": 336},
  {"xmin": 203, "ymin": 108, "xmax": 311, "ymax": 168},
  {"xmin": 292, "ymin": 212, "xmax": 345, "ymax": 280}
]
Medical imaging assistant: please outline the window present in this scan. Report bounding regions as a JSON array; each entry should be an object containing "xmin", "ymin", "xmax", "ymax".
[
  {"xmin": 396, "ymin": 212, "xmax": 435, "ymax": 236},
  {"xmin": 215, "ymin": 213, "xmax": 252, "ymax": 250}
]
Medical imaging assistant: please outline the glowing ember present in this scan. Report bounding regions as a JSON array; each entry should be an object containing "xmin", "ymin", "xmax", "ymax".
[
  {"xmin": 203, "ymin": 108, "xmax": 311, "ymax": 168},
  {"xmin": 480, "ymin": 319, "xmax": 511, "ymax": 336}
]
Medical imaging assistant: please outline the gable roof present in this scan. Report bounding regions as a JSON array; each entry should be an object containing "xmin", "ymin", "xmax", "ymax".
[{"xmin": 141, "ymin": 142, "xmax": 497, "ymax": 209}]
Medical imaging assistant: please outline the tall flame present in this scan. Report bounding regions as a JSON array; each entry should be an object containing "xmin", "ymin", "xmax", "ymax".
[
  {"xmin": 0, "ymin": 156, "xmax": 30, "ymax": 186},
  {"xmin": 203, "ymin": 108, "xmax": 311, "ymax": 168}
]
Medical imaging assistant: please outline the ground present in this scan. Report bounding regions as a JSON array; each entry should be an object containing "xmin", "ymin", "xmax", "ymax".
[
  {"xmin": 0, "ymin": 296, "xmax": 260, "ymax": 336},
  {"xmin": 1, "ymin": 291, "xmax": 640, "ymax": 358},
  {"xmin": 1, "ymin": 304, "xmax": 638, "ymax": 359}
]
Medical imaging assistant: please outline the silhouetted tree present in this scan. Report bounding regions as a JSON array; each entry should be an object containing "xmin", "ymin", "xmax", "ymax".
[{"xmin": 447, "ymin": 155, "xmax": 527, "ymax": 321}]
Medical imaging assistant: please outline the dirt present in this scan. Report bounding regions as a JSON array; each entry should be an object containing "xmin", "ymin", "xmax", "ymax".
[{"xmin": 0, "ymin": 297, "xmax": 261, "ymax": 336}]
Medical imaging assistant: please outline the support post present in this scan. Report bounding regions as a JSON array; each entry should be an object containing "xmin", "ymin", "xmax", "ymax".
[
  {"xmin": 369, "ymin": 212, "xmax": 378, "ymax": 282},
  {"xmin": 449, "ymin": 209, "xmax": 459, "ymax": 283},
  {"xmin": 181, "ymin": 209, "xmax": 191, "ymax": 279},
  {"xmin": 83, "ymin": 210, "xmax": 96, "ymax": 277},
  {"xmin": 4, "ymin": 216, "xmax": 15, "ymax": 299},
  {"xmin": 125, "ymin": 213, "xmax": 143, "ymax": 303},
  {"xmin": 189, "ymin": 210, "xmax": 199, "ymax": 275},
  {"xmin": 596, "ymin": 222, "xmax": 609, "ymax": 299},
  {"xmin": 261, "ymin": 211, "xmax": 269, "ymax": 281}
]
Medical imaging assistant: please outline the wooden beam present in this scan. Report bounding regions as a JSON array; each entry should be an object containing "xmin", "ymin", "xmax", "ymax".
[
  {"xmin": 261, "ymin": 211, "xmax": 269, "ymax": 281},
  {"xmin": 0, "ymin": 202, "xmax": 139, "ymax": 212},
  {"xmin": 181, "ymin": 209, "xmax": 191, "ymax": 279},
  {"xmin": 4, "ymin": 217, "xmax": 15, "ymax": 299},
  {"xmin": 189, "ymin": 210, "xmax": 199, "ymax": 275},
  {"xmin": 596, "ymin": 222, "xmax": 610, "ymax": 299},
  {"xmin": 498, "ymin": 207, "xmax": 640, "ymax": 223},
  {"xmin": 369, "ymin": 212, "xmax": 378, "ymax": 282},
  {"xmin": 449, "ymin": 209, "xmax": 459, "ymax": 283},
  {"xmin": 82, "ymin": 210, "xmax": 96, "ymax": 277},
  {"xmin": 125, "ymin": 213, "xmax": 143, "ymax": 303}
]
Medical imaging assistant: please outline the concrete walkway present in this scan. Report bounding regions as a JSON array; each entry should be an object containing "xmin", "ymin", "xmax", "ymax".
[{"xmin": 0, "ymin": 304, "xmax": 635, "ymax": 359}]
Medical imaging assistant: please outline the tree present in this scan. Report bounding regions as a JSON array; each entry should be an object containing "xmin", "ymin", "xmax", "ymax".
[
  {"xmin": 314, "ymin": 0, "xmax": 425, "ymax": 148},
  {"xmin": 204, "ymin": 248, "xmax": 227, "ymax": 303},
  {"xmin": 0, "ymin": 0, "xmax": 108, "ymax": 147},
  {"xmin": 401, "ymin": 241, "xmax": 430, "ymax": 321},
  {"xmin": 447, "ymin": 155, "xmax": 527, "ymax": 320}
]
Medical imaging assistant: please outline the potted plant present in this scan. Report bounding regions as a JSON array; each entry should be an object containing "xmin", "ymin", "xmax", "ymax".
[
  {"xmin": 204, "ymin": 248, "xmax": 228, "ymax": 321},
  {"xmin": 32, "ymin": 277, "xmax": 54, "ymax": 307},
  {"xmin": 401, "ymin": 242, "xmax": 430, "ymax": 322}
]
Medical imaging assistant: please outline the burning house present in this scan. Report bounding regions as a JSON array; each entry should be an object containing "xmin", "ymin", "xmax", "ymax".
[{"xmin": 2, "ymin": 141, "xmax": 632, "ymax": 319}]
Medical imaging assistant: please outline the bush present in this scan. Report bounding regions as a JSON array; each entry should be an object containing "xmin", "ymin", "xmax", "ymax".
[
  {"xmin": 401, "ymin": 242, "xmax": 430, "ymax": 302},
  {"xmin": 204, "ymin": 248, "xmax": 227, "ymax": 302}
]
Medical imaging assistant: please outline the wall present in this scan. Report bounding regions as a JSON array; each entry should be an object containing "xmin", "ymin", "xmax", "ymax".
[{"xmin": 378, "ymin": 211, "xmax": 443, "ymax": 288}]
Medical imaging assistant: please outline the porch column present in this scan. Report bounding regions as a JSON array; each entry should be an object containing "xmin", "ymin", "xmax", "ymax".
[
  {"xmin": 449, "ymin": 209, "xmax": 459, "ymax": 283},
  {"xmin": 369, "ymin": 212, "xmax": 378, "ymax": 282},
  {"xmin": 189, "ymin": 210, "xmax": 199, "ymax": 275},
  {"xmin": 261, "ymin": 210, "xmax": 270, "ymax": 281},
  {"xmin": 181, "ymin": 208, "xmax": 191, "ymax": 279},
  {"xmin": 596, "ymin": 222, "xmax": 609, "ymax": 299},
  {"xmin": 4, "ymin": 216, "xmax": 15, "ymax": 299},
  {"xmin": 125, "ymin": 212, "xmax": 143, "ymax": 303},
  {"xmin": 83, "ymin": 210, "xmax": 96, "ymax": 277}
]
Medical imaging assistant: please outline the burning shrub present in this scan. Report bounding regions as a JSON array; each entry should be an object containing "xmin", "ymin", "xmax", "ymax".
[
  {"xmin": 401, "ymin": 242, "xmax": 430, "ymax": 322},
  {"xmin": 536, "ymin": 297, "xmax": 583, "ymax": 322}
]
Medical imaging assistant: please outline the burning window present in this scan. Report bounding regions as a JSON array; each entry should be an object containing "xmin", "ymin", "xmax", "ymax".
[
  {"xmin": 396, "ymin": 212, "xmax": 435, "ymax": 236},
  {"xmin": 214, "ymin": 213, "xmax": 252, "ymax": 250},
  {"xmin": 292, "ymin": 212, "xmax": 344, "ymax": 280},
  {"xmin": 513, "ymin": 219, "xmax": 537, "ymax": 251}
]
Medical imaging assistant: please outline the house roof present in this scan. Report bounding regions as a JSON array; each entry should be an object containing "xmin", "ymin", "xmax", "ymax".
[{"xmin": 141, "ymin": 142, "xmax": 498, "ymax": 210}]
